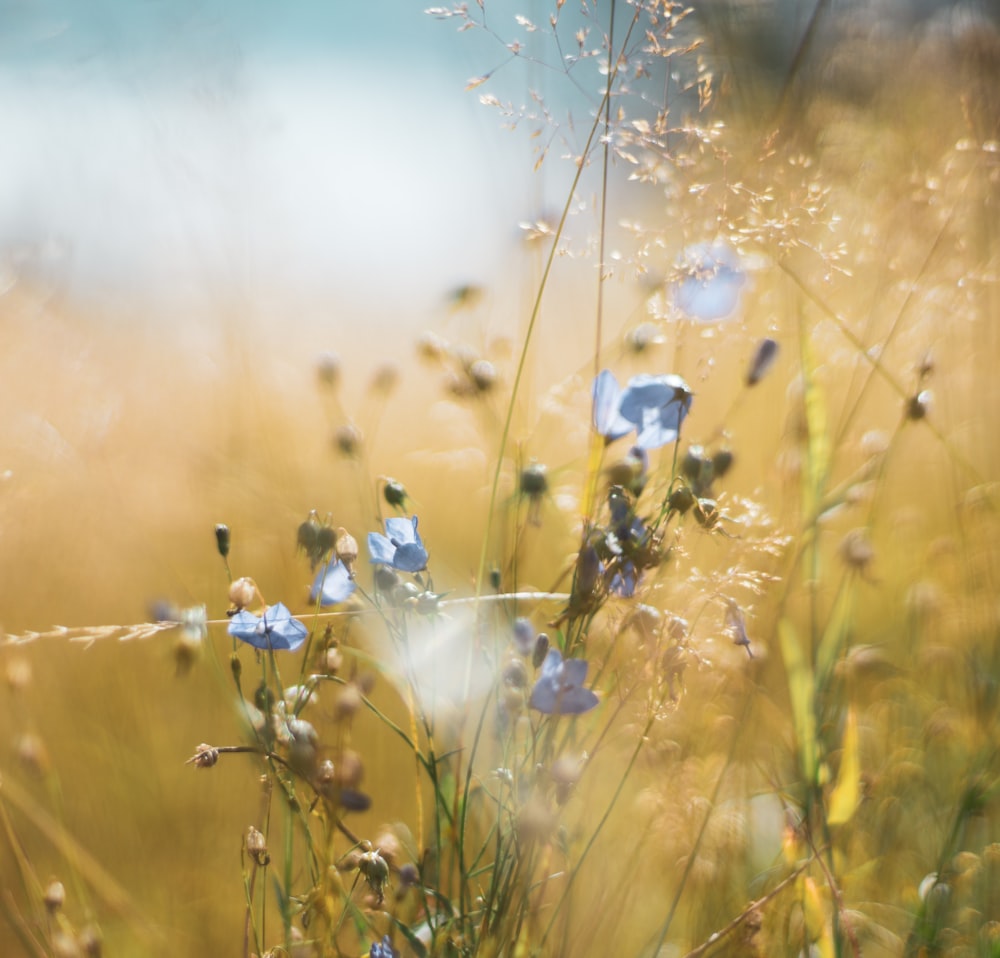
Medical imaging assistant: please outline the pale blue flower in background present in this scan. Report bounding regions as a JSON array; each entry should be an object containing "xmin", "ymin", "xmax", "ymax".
[
  {"xmin": 529, "ymin": 648, "xmax": 599, "ymax": 715},
  {"xmin": 674, "ymin": 241, "xmax": 746, "ymax": 321},
  {"xmin": 309, "ymin": 560, "xmax": 356, "ymax": 606}
]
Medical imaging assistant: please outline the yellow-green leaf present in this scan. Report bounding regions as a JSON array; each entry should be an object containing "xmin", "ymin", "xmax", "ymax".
[
  {"xmin": 778, "ymin": 617, "xmax": 818, "ymax": 784},
  {"xmin": 827, "ymin": 708, "xmax": 861, "ymax": 826}
]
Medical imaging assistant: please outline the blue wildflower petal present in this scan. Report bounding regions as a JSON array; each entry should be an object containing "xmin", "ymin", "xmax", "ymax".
[
  {"xmin": 369, "ymin": 516, "xmax": 428, "ymax": 572},
  {"xmin": 228, "ymin": 603, "xmax": 308, "ymax": 652},
  {"xmin": 393, "ymin": 541, "xmax": 428, "ymax": 573},
  {"xmin": 370, "ymin": 935, "xmax": 399, "ymax": 958},
  {"xmin": 384, "ymin": 515, "xmax": 419, "ymax": 545},
  {"xmin": 674, "ymin": 242, "xmax": 746, "ymax": 321},
  {"xmin": 629, "ymin": 375, "xmax": 693, "ymax": 449},
  {"xmin": 228, "ymin": 610, "xmax": 264, "ymax": 644},
  {"xmin": 592, "ymin": 369, "xmax": 633, "ymax": 441},
  {"xmin": 310, "ymin": 560, "xmax": 356, "ymax": 606},
  {"xmin": 618, "ymin": 374, "xmax": 675, "ymax": 425},
  {"xmin": 367, "ymin": 532, "xmax": 396, "ymax": 565},
  {"xmin": 529, "ymin": 649, "xmax": 599, "ymax": 715},
  {"xmin": 610, "ymin": 560, "xmax": 638, "ymax": 597}
]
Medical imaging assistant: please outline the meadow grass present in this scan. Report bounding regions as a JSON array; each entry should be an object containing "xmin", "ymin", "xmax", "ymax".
[{"xmin": 2, "ymin": 1, "xmax": 1000, "ymax": 956}]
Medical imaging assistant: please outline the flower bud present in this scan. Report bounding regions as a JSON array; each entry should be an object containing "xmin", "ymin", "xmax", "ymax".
[
  {"xmin": 214, "ymin": 523, "xmax": 231, "ymax": 558},
  {"xmin": 335, "ymin": 528, "xmax": 359, "ymax": 576},
  {"xmin": 383, "ymin": 478, "xmax": 408, "ymax": 509},
  {"xmin": 469, "ymin": 359, "xmax": 497, "ymax": 392},
  {"xmin": 316, "ymin": 351, "xmax": 340, "ymax": 387},
  {"xmin": 668, "ymin": 485, "xmax": 695, "ymax": 514},
  {"xmin": 358, "ymin": 848, "xmax": 390, "ymax": 903},
  {"xmin": 228, "ymin": 577, "xmax": 257, "ymax": 612},
  {"xmin": 532, "ymin": 633, "xmax": 550, "ymax": 669},
  {"xmin": 907, "ymin": 389, "xmax": 932, "ymax": 420},
  {"xmin": 746, "ymin": 337, "xmax": 779, "ymax": 386},
  {"xmin": 520, "ymin": 462, "xmax": 548, "ymax": 497},
  {"xmin": 334, "ymin": 423, "xmax": 363, "ymax": 457},
  {"xmin": 44, "ymin": 879, "xmax": 66, "ymax": 914},
  {"xmin": 246, "ymin": 826, "xmax": 270, "ymax": 867}
]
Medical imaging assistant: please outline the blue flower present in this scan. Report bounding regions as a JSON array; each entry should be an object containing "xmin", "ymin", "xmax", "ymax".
[
  {"xmin": 529, "ymin": 648, "xmax": 599, "ymax": 715},
  {"xmin": 370, "ymin": 935, "xmax": 399, "ymax": 958},
  {"xmin": 309, "ymin": 560, "xmax": 356, "ymax": 606},
  {"xmin": 592, "ymin": 369, "xmax": 634, "ymax": 442},
  {"xmin": 673, "ymin": 241, "xmax": 746, "ymax": 321},
  {"xmin": 618, "ymin": 373, "xmax": 693, "ymax": 449},
  {"xmin": 610, "ymin": 560, "xmax": 638, "ymax": 597},
  {"xmin": 368, "ymin": 516, "xmax": 428, "ymax": 573},
  {"xmin": 591, "ymin": 370, "xmax": 693, "ymax": 450},
  {"xmin": 228, "ymin": 602, "xmax": 308, "ymax": 652}
]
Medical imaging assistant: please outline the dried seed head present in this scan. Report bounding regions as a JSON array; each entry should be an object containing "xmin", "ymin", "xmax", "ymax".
[
  {"xmin": 228, "ymin": 577, "xmax": 258, "ymax": 613},
  {"xmin": 517, "ymin": 797, "xmax": 557, "ymax": 844},
  {"xmin": 16, "ymin": 733, "xmax": 50, "ymax": 776},
  {"xmin": 669, "ymin": 485, "xmax": 695, "ymax": 514},
  {"xmin": 503, "ymin": 657, "xmax": 529, "ymax": 689},
  {"xmin": 50, "ymin": 932, "xmax": 81, "ymax": 958},
  {"xmin": 383, "ymin": 478, "xmax": 408, "ymax": 509},
  {"xmin": 334, "ymin": 423, "xmax": 363, "ymax": 457},
  {"xmin": 187, "ymin": 743, "xmax": 220, "ymax": 768},
  {"xmin": 551, "ymin": 754, "xmax": 586, "ymax": 805},
  {"xmin": 316, "ymin": 352, "xmax": 341, "ymax": 388},
  {"xmin": 840, "ymin": 528, "xmax": 875, "ymax": 571},
  {"xmin": 335, "ymin": 528, "xmax": 359, "ymax": 575},
  {"xmin": 5, "ymin": 656, "xmax": 32, "ymax": 692},
  {"xmin": 370, "ymin": 362, "xmax": 400, "ymax": 395},
  {"xmin": 174, "ymin": 626, "xmax": 203, "ymax": 675},
  {"xmin": 712, "ymin": 448, "xmax": 734, "ymax": 480},
  {"xmin": 214, "ymin": 523, "xmax": 231, "ymax": 559},
  {"xmin": 906, "ymin": 389, "xmax": 932, "ymax": 421},
  {"xmin": 469, "ymin": 358, "xmax": 497, "ymax": 392},
  {"xmin": 78, "ymin": 923, "xmax": 102, "ymax": 958},
  {"xmin": 324, "ymin": 645, "xmax": 343, "ymax": 674},
  {"xmin": 372, "ymin": 827, "xmax": 403, "ymax": 867},
  {"xmin": 358, "ymin": 849, "xmax": 390, "ymax": 903},
  {"xmin": 520, "ymin": 462, "xmax": 548, "ymax": 497},
  {"xmin": 44, "ymin": 879, "xmax": 66, "ymax": 914},
  {"xmin": 335, "ymin": 683, "xmax": 363, "ymax": 721},
  {"xmin": 316, "ymin": 524, "xmax": 336, "ymax": 557},
  {"xmin": 416, "ymin": 330, "xmax": 447, "ymax": 361},
  {"xmin": 246, "ymin": 826, "xmax": 270, "ymax": 867},
  {"xmin": 337, "ymin": 749, "xmax": 365, "ymax": 788},
  {"xmin": 373, "ymin": 565, "xmax": 400, "ymax": 593}
]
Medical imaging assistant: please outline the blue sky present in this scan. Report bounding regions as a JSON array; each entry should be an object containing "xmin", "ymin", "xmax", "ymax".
[{"xmin": 0, "ymin": 1, "xmax": 538, "ymax": 324}]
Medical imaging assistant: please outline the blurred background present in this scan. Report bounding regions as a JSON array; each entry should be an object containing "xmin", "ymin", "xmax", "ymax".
[{"xmin": 1, "ymin": 0, "xmax": 999, "ymax": 955}]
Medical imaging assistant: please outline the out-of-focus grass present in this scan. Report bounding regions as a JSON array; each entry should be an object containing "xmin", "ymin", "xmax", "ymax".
[{"xmin": 2, "ymin": 3, "xmax": 1000, "ymax": 957}]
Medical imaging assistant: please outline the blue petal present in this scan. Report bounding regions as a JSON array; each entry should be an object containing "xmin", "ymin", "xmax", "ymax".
[
  {"xmin": 384, "ymin": 516, "xmax": 418, "ymax": 546},
  {"xmin": 674, "ymin": 242, "xmax": 746, "ymax": 321},
  {"xmin": 529, "ymin": 649, "xmax": 599, "ymax": 715},
  {"xmin": 610, "ymin": 561, "xmax": 638, "ymax": 597},
  {"xmin": 228, "ymin": 610, "xmax": 265, "ymax": 645},
  {"xmin": 310, "ymin": 561, "xmax": 356, "ymax": 606},
  {"xmin": 261, "ymin": 603, "xmax": 309, "ymax": 651},
  {"xmin": 393, "ymin": 541, "xmax": 428, "ymax": 573},
  {"xmin": 592, "ymin": 370, "xmax": 633, "ymax": 441},
  {"xmin": 368, "ymin": 531, "xmax": 396, "ymax": 565},
  {"xmin": 618, "ymin": 374, "xmax": 675, "ymax": 425},
  {"xmin": 229, "ymin": 603, "xmax": 308, "ymax": 652}
]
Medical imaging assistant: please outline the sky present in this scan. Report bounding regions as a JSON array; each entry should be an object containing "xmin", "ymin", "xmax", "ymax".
[{"xmin": 0, "ymin": 1, "xmax": 540, "ymax": 325}]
